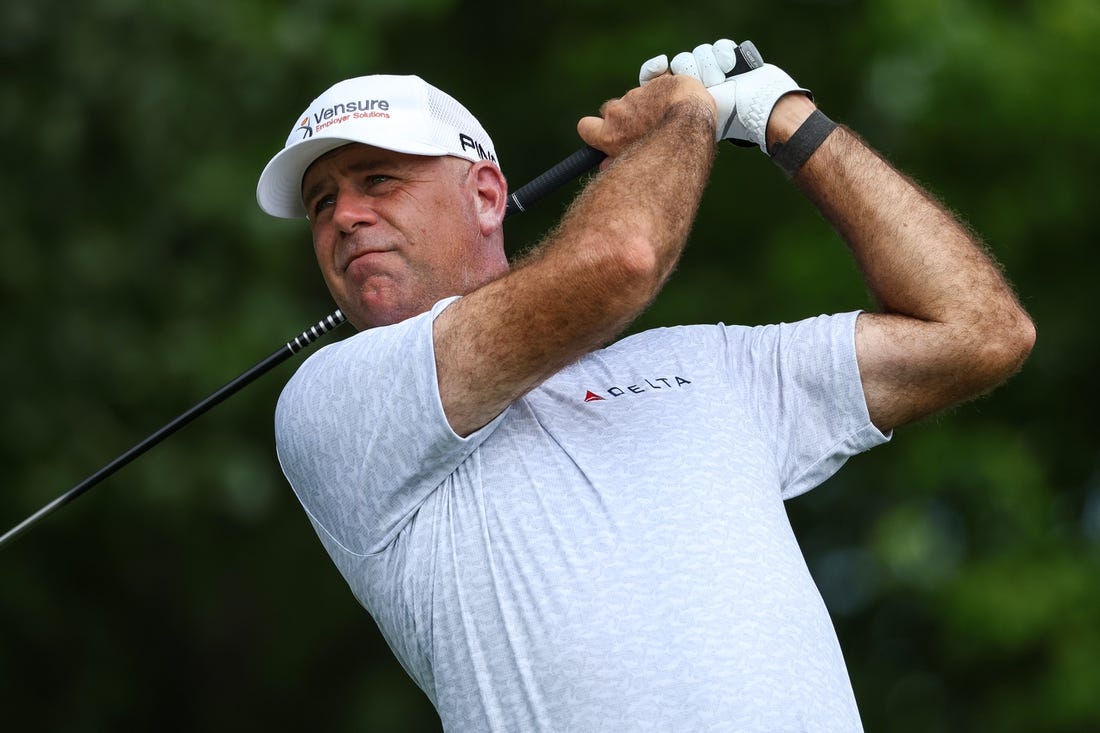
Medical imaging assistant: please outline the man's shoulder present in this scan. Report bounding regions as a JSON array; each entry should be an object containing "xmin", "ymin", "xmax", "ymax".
[
  {"xmin": 588, "ymin": 313, "xmax": 860, "ymax": 368},
  {"xmin": 600, "ymin": 322, "xmax": 746, "ymax": 355},
  {"xmin": 276, "ymin": 306, "xmax": 441, "ymax": 413}
]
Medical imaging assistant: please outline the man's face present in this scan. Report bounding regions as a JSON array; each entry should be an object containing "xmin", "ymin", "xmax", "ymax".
[{"xmin": 302, "ymin": 143, "xmax": 498, "ymax": 329}]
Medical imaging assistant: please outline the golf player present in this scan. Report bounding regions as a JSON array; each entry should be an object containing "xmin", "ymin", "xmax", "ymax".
[{"xmin": 257, "ymin": 39, "xmax": 1034, "ymax": 731}]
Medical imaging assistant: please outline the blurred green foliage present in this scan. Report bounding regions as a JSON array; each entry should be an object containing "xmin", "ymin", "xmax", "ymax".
[{"xmin": 2, "ymin": 0, "xmax": 1097, "ymax": 730}]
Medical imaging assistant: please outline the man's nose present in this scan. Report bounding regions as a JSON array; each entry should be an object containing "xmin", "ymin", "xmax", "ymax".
[{"xmin": 333, "ymin": 193, "xmax": 380, "ymax": 234}]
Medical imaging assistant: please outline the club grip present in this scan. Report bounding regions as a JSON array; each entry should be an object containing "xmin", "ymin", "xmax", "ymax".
[
  {"xmin": 503, "ymin": 40, "xmax": 764, "ymax": 220},
  {"xmin": 286, "ymin": 310, "xmax": 347, "ymax": 354},
  {"xmin": 727, "ymin": 40, "xmax": 764, "ymax": 78},
  {"xmin": 505, "ymin": 145, "xmax": 605, "ymax": 219}
]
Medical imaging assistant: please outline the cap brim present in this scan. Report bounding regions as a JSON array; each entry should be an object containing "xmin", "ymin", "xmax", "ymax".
[{"xmin": 256, "ymin": 136, "xmax": 452, "ymax": 219}]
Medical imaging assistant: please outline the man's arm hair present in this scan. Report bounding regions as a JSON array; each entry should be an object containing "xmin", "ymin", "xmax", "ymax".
[
  {"xmin": 434, "ymin": 76, "xmax": 718, "ymax": 436},
  {"xmin": 772, "ymin": 94, "xmax": 1036, "ymax": 432}
]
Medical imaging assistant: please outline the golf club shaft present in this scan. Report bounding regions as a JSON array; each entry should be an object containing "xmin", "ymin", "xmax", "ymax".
[
  {"xmin": 2, "ymin": 40, "xmax": 766, "ymax": 549},
  {"xmin": 0, "ymin": 313, "xmax": 347, "ymax": 548},
  {"xmin": 0, "ymin": 148, "xmax": 605, "ymax": 550}
]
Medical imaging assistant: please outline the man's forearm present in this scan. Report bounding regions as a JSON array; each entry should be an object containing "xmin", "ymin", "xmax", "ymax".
[
  {"xmin": 768, "ymin": 94, "xmax": 1034, "ymax": 429},
  {"xmin": 779, "ymin": 97, "xmax": 1005, "ymax": 322},
  {"xmin": 548, "ymin": 97, "xmax": 717, "ymax": 308},
  {"xmin": 434, "ymin": 79, "xmax": 717, "ymax": 436}
]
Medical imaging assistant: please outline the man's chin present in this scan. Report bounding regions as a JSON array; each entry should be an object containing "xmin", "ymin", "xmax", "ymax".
[{"xmin": 344, "ymin": 297, "xmax": 426, "ymax": 330}]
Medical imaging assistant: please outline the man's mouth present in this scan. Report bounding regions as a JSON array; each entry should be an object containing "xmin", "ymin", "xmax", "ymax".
[{"xmin": 343, "ymin": 248, "xmax": 391, "ymax": 273}]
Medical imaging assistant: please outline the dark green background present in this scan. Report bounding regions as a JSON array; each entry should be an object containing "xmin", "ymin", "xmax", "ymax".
[{"xmin": 2, "ymin": 1, "xmax": 1097, "ymax": 730}]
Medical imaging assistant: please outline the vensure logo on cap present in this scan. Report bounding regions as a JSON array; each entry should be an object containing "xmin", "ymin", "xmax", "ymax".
[
  {"xmin": 294, "ymin": 99, "xmax": 393, "ymax": 140},
  {"xmin": 258, "ymin": 75, "xmax": 501, "ymax": 219},
  {"xmin": 295, "ymin": 116, "xmax": 313, "ymax": 140}
]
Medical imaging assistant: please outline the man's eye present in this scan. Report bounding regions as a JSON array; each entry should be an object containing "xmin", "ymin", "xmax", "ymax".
[
  {"xmin": 366, "ymin": 174, "xmax": 390, "ymax": 187},
  {"xmin": 312, "ymin": 195, "xmax": 336, "ymax": 216}
]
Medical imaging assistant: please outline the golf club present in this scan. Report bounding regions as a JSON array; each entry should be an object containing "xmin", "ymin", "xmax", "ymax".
[
  {"xmin": 0, "ymin": 143, "xmax": 607, "ymax": 549},
  {"xmin": 1, "ymin": 40, "xmax": 764, "ymax": 550}
]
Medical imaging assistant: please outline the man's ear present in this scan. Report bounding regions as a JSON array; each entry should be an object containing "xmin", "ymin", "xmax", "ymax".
[{"xmin": 469, "ymin": 161, "xmax": 508, "ymax": 236}]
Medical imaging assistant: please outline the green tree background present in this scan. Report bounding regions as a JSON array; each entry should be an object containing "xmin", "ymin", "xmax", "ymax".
[{"xmin": 2, "ymin": 0, "xmax": 1097, "ymax": 730}]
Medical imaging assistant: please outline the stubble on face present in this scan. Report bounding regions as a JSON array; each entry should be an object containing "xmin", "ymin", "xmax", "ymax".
[{"xmin": 304, "ymin": 146, "xmax": 503, "ymax": 330}]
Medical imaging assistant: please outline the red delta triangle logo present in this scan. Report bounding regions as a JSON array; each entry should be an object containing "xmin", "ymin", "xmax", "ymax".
[{"xmin": 582, "ymin": 375, "xmax": 692, "ymax": 403}]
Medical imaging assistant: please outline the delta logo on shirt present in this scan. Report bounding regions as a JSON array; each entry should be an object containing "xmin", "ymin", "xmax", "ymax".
[{"xmin": 583, "ymin": 375, "xmax": 692, "ymax": 402}]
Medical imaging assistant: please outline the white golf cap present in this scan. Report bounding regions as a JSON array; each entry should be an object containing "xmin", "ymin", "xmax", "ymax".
[{"xmin": 256, "ymin": 74, "xmax": 499, "ymax": 219}]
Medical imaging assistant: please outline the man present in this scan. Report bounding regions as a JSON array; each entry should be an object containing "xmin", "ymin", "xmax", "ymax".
[{"xmin": 257, "ymin": 39, "xmax": 1034, "ymax": 732}]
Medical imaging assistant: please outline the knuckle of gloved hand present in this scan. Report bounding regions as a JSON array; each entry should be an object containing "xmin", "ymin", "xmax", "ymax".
[
  {"xmin": 670, "ymin": 51, "xmax": 699, "ymax": 79},
  {"xmin": 712, "ymin": 39, "xmax": 740, "ymax": 74}
]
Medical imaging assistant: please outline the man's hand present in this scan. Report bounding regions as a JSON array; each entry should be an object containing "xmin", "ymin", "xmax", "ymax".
[
  {"xmin": 639, "ymin": 39, "xmax": 736, "ymax": 88},
  {"xmin": 640, "ymin": 40, "xmax": 808, "ymax": 151},
  {"xmin": 576, "ymin": 74, "xmax": 717, "ymax": 160}
]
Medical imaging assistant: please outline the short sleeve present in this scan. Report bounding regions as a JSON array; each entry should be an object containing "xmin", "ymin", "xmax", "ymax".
[
  {"xmin": 726, "ymin": 311, "xmax": 890, "ymax": 499},
  {"xmin": 274, "ymin": 297, "xmax": 507, "ymax": 555}
]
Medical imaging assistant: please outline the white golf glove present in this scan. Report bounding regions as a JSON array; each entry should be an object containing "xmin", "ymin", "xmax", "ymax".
[{"xmin": 639, "ymin": 39, "xmax": 809, "ymax": 152}]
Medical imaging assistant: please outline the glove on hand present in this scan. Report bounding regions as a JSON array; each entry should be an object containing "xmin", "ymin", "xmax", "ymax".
[{"xmin": 639, "ymin": 39, "xmax": 809, "ymax": 152}]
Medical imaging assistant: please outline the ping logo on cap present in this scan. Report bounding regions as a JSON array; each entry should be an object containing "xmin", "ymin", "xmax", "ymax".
[{"xmin": 459, "ymin": 133, "xmax": 496, "ymax": 162}]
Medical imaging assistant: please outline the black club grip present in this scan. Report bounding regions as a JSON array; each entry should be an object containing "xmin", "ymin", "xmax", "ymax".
[
  {"xmin": 503, "ymin": 40, "xmax": 765, "ymax": 219},
  {"xmin": 728, "ymin": 40, "xmax": 764, "ymax": 77},
  {"xmin": 505, "ymin": 145, "xmax": 606, "ymax": 219}
]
